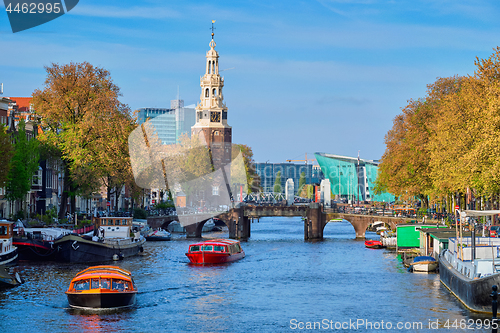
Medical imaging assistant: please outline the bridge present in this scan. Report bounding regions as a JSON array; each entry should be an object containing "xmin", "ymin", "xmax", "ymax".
[{"xmin": 147, "ymin": 204, "xmax": 416, "ymax": 240}]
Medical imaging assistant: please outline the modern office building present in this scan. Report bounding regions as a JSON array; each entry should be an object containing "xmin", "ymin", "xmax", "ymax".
[
  {"xmin": 314, "ymin": 152, "xmax": 395, "ymax": 203},
  {"xmin": 255, "ymin": 162, "xmax": 324, "ymax": 194},
  {"xmin": 137, "ymin": 99, "xmax": 196, "ymax": 145}
]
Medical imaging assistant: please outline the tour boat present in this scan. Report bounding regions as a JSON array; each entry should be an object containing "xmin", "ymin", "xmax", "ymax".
[
  {"xmin": 364, "ymin": 240, "xmax": 384, "ymax": 249},
  {"xmin": 439, "ymin": 210, "xmax": 500, "ymax": 313},
  {"xmin": 65, "ymin": 265, "xmax": 137, "ymax": 309},
  {"xmin": 409, "ymin": 256, "xmax": 438, "ymax": 272},
  {"xmin": 0, "ymin": 220, "xmax": 18, "ymax": 265},
  {"xmin": 186, "ymin": 239, "xmax": 245, "ymax": 264},
  {"xmin": 54, "ymin": 217, "xmax": 145, "ymax": 263}
]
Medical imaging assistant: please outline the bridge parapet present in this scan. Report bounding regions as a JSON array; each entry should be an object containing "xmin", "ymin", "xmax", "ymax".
[{"xmin": 243, "ymin": 205, "xmax": 309, "ymax": 218}]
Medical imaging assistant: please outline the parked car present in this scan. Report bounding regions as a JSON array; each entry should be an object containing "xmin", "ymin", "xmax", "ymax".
[{"xmin": 490, "ymin": 225, "xmax": 500, "ymax": 237}]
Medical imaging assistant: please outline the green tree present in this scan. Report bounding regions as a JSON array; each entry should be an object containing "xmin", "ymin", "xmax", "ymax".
[
  {"xmin": 232, "ymin": 144, "xmax": 261, "ymax": 193},
  {"xmin": 5, "ymin": 120, "xmax": 40, "ymax": 215},
  {"xmin": 0, "ymin": 124, "xmax": 14, "ymax": 187},
  {"xmin": 32, "ymin": 62, "xmax": 134, "ymax": 218},
  {"xmin": 274, "ymin": 170, "xmax": 282, "ymax": 193},
  {"xmin": 297, "ymin": 171, "xmax": 306, "ymax": 195}
]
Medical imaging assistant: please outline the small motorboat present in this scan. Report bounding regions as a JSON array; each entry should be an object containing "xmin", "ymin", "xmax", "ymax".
[
  {"xmin": 409, "ymin": 256, "xmax": 438, "ymax": 272},
  {"xmin": 145, "ymin": 228, "xmax": 171, "ymax": 241},
  {"xmin": 65, "ymin": 265, "xmax": 137, "ymax": 309},
  {"xmin": 0, "ymin": 265, "xmax": 23, "ymax": 289},
  {"xmin": 364, "ymin": 240, "xmax": 385, "ymax": 249},
  {"xmin": 186, "ymin": 239, "xmax": 245, "ymax": 264}
]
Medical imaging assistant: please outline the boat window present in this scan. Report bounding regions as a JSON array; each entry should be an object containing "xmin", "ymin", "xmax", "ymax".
[
  {"xmin": 91, "ymin": 278, "xmax": 99, "ymax": 289},
  {"xmin": 190, "ymin": 245, "xmax": 200, "ymax": 252},
  {"xmin": 112, "ymin": 279, "xmax": 126, "ymax": 291},
  {"xmin": 214, "ymin": 245, "xmax": 224, "ymax": 252},
  {"xmin": 122, "ymin": 219, "xmax": 127, "ymax": 225},
  {"xmin": 74, "ymin": 280, "xmax": 90, "ymax": 291},
  {"xmin": 0, "ymin": 226, "xmax": 7, "ymax": 235},
  {"xmin": 101, "ymin": 278, "xmax": 111, "ymax": 289},
  {"xmin": 202, "ymin": 245, "xmax": 213, "ymax": 251}
]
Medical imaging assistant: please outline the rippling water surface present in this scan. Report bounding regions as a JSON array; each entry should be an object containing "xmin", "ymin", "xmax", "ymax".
[{"xmin": 0, "ymin": 218, "xmax": 495, "ymax": 332}]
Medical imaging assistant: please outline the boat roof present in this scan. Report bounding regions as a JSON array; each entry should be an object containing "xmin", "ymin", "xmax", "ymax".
[
  {"xmin": 72, "ymin": 265, "xmax": 133, "ymax": 281},
  {"xmin": 462, "ymin": 210, "xmax": 500, "ymax": 217},
  {"xmin": 419, "ymin": 228, "xmax": 472, "ymax": 241},
  {"xmin": 0, "ymin": 220, "xmax": 14, "ymax": 226},
  {"xmin": 189, "ymin": 239, "xmax": 240, "ymax": 246}
]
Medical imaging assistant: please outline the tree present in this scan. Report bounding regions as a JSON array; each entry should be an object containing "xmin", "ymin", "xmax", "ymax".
[
  {"xmin": 32, "ymin": 62, "xmax": 134, "ymax": 218},
  {"xmin": 0, "ymin": 124, "xmax": 14, "ymax": 187},
  {"xmin": 297, "ymin": 171, "xmax": 306, "ymax": 195},
  {"xmin": 274, "ymin": 170, "xmax": 282, "ymax": 193},
  {"xmin": 5, "ymin": 120, "xmax": 40, "ymax": 215},
  {"xmin": 232, "ymin": 144, "xmax": 261, "ymax": 193}
]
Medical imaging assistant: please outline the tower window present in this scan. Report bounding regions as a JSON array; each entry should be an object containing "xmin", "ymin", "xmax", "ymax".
[
  {"xmin": 208, "ymin": 61, "xmax": 211, "ymax": 74},
  {"xmin": 213, "ymin": 88, "xmax": 217, "ymax": 96},
  {"xmin": 205, "ymin": 88, "xmax": 209, "ymax": 97}
]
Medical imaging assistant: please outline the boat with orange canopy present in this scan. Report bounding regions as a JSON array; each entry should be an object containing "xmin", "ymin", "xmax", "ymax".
[
  {"xmin": 186, "ymin": 239, "xmax": 245, "ymax": 264},
  {"xmin": 65, "ymin": 265, "xmax": 137, "ymax": 309}
]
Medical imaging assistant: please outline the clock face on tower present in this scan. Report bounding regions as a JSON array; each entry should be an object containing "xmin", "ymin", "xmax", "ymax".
[{"xmin": 210, "ymin": 111, "xmax": 221, "ymax": 122}]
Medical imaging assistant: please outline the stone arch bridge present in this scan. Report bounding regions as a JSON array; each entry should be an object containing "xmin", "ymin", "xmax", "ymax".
[{"xmin": 147, "ymin": 204, "xmax": 414, "ymax": 240}]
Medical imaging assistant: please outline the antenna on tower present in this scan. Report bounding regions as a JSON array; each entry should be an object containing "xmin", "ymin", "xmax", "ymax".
[
  {"xmin": 211, "ymin": 20, "xmax": 216, "ymax": 39},
  {"xmin": 0, "ymin": 83, "xmax": 3, "ymax": 95}
]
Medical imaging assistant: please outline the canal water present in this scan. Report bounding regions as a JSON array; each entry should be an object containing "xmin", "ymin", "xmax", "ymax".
[{"xmin": 0, "ymin": 218, "xmax": 495, "ymax": 332}]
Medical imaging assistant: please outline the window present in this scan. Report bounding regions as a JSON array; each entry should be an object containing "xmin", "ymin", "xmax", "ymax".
[
  {"xmin": 91, "ymin": 278, "xmax": 100, "ymax": 289},
  {"xmin": 213, "ymin": 88, "xmax": 217, "ymax": 96},
  {"xmin": 214, "ymin": 246, "xmax": 224, "ymax": 252},
  {"xmin": 212, "ymin": 186, "xmax": 219, "ymax": 196},
  {"xmin": 201, "ymin": 245, "xmax": 213, "ymax": 251},
  {"xmin": 101, "ymin": 278, "xmax": 111, "ymax": 289},
  {"xmin": 74, "ymin": 280, "xmax": 90, "ymax": 291},
  {"xmin": 190, "ymin": 245, "xmax": 200, "ymax": 252},
  {"xmin": 205, "ymin": 88, "xmax": 209, "ymax": 97}
]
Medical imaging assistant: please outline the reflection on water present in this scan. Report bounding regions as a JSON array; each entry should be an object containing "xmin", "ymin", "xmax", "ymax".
[{"xmin": 0, "ymin": 218, "xmax": 496, "ymax": 332}]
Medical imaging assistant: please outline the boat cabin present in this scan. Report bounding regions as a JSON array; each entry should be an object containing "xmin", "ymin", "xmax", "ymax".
[
  {"xmin": 188, "ymin": 239, "xmax": 243, "ymax": 255},
  {"xmin": 66, "ymin": 266, "xmax": 136, "ymax": 293},
  {"xmin": 447, "ymin": 237, "xmax": 500, "ymax": 279},
  {"xmin": 0, "ymin": 220, "xmax": 14, "ymax": 255},
  {"xmin": 94, "ymin": 217, "xmax": 134, "ymax": 239}
]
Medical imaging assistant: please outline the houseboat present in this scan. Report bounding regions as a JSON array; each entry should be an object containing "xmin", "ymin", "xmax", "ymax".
[
  {"xmin": 13, "ymin": 224, "xmax": 72, "ymax": 261},
  {"xmin": 0, "ymin": 220, "xmax": 18, "ymax": 266},
  {"xmin": 54, "ymin": 217, "xmax": 145, "ymax": 263},
  {"xmin": 186, "ymin": 239, "xmax": 245, "ymax": 264},
  {"xmin": 439, "ymin": 210, "xmax": 500, "ymax": 313},
  {"xmin": 65, "ymin": 265, "xmax": 137, "ymax": 309}
]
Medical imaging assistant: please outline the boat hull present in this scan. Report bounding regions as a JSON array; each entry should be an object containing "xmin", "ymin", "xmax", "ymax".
[
  {"xmin": 439, "ymin": 252, "xmax": 500, "ymax": 313},
  {"xmin": 66, "ymin": 292, "xmax": 137, "ymax": 309},
  {"xmin": 0, "ymin": 248, "xmax": 18, "ymax": 266},
  {"xmin": 186, "ymin": 251, "xmax": 245, "ymax": 264},
  {"xmin": 364, "ymin": 240, "xmax": 384, "ymax": 249},
  {"xmin": 412, "ymin": 261, "xmax": 438, "ymax": 272},
  {"xmin": 14, "ymin": 238, "xmax": 57, "ymax": 261},
  {"xmin": 54, "ymin": 235, "xmax": 145, "ymax": 263}
]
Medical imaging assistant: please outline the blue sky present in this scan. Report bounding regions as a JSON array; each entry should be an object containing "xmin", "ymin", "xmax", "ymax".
[{"xmin": 1, "ymin": 0, "xmax": 500, "ymax": 163}]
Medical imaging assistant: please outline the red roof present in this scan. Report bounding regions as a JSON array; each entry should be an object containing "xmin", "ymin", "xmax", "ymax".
[{"xmin": 9, "ymin": 97, "xmax": 32, "ymax": 110}]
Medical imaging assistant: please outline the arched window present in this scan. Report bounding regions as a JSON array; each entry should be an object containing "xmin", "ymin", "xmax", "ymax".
[
  {"xmin": 205, "ymin": 88, "xmax": 209, "ymax": 97},
  {"xmin": 213, "ymin": 88, "xmax": 217, "ymax": 97},
  {"xmin": 208, "ymin": 61, "xmax": 211, "ymax": 74}
]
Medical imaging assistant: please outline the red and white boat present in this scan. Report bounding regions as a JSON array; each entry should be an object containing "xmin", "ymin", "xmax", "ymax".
[
  {"xmin": 364, "ymin": 240, "xmax": 385, "ymax": 249},
  {"xmin": 186, "ymin": 239, "xmax": 245, "ymax": 264}
]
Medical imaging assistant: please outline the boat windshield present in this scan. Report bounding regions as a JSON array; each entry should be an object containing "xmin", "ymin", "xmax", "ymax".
[
  {"xmin": 190, "ymin": 245, "xmax": 200, "ymax": 252},
  {"xmin": 112, "ymin": 279, "xmax": 127, "ymax": 291},
  {"xmin": 74, "ymin": 280, "xmax": 90, "ymax": 291},
  {"xmin": 214, "ymin": 245, "xmax": 225, "ymax": 252},
  {"xmin": 101, "ymin": 278, "xmax": 111, "ymax": 289},
  {"xmin": 91, "ymin": 278, "xmax": 99, "ymax": 289},
  {"xmin": 201, "ymin": 245, "xmax": 213, "ymax": 251}
]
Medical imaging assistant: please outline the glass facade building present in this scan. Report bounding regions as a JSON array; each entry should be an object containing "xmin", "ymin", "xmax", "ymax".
[
  {"xmin": 137, "ymin": 100, "xmax": 196, "ymax": 145},
  {"xmin": 255, "ymin": 162, "xmax": 324, "ymax": 194},
  {"xmin": 315, "ymin": 152, "xmax": 395, "ymax": 203}
]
